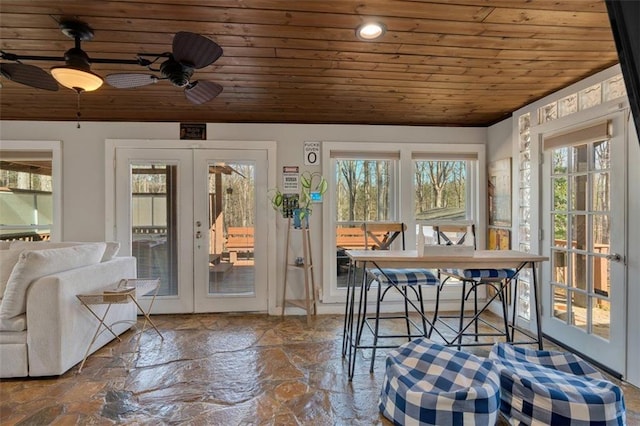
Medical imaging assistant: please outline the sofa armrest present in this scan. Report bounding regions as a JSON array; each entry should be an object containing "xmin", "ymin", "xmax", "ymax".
[{"xmin": 26, "ymin": 256, "xmax": 137, "ymax": 376}]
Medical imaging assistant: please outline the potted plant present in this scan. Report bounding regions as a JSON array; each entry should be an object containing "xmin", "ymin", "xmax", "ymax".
[{"xmin": 269, "ymin": 171, "xmax": 327, "ymax": 228}]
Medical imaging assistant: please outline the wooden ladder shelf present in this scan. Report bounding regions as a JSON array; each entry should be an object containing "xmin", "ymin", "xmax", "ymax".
[{"xmin": 282, "ymin": 218, "xmax": 317, "ymax": 324}]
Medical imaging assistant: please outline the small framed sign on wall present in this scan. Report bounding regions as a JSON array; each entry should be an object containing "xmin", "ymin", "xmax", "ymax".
[{"xmin": 180, "ymin": 123, "xmax": 206, "ymax": 140}]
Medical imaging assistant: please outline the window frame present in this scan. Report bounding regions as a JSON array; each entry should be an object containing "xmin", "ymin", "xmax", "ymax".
[
  {"xmin": 321, "ymin": 142, "xmax": 486, "ymax": 303},
  {"xmin": 0, "ymin": 140, "xmax": 62, "ymax": 241}
]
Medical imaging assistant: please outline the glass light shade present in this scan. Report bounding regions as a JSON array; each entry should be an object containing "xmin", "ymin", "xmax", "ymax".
[
  {"xmin": 356, "ymin": 22, "xmax": 386, "ymax": 40},
  {"xmin": 50, "ymin": 66, "xmax": 103, "ymax": 92}
]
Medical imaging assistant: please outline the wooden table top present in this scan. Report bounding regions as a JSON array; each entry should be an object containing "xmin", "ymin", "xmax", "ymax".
[{"xmin": 345, "ymin": 249, "xmax": 548, "ymax": 269}]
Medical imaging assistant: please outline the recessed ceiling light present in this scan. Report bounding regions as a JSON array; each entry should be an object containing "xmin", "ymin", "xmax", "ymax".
[{"xmin": 356, "ymin": 22, "xmax": 386, "ymax": 41}]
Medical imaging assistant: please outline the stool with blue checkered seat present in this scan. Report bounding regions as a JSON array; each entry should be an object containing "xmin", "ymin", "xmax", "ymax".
[
  {"xmin": 355, "ymin": 222, "xmax": 440, "ymax": 373},
  {"xmin": 429, "ymin": 223, "xmax": 516, "ymax": 349},
  {"xmin": 489, "ymin": 342, "xmax": 626, "ymax": 425},
  {"xmin": 379, "ymin": 338, "xmax": 501, "ymax": 426}
]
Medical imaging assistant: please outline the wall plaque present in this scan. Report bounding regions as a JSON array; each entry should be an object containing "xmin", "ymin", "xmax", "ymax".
[{"xmin": 180, "ymin": 123, "xmax": 206, "ymax": 140}]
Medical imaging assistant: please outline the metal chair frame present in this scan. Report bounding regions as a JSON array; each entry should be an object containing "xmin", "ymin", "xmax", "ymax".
[
  {"xmin": 429, "ymin": 223, "xmax": 512, "ymax": 349},
  {"xmin": 356, "ymin": 222, "xmax": 431, "ymax": 372}
]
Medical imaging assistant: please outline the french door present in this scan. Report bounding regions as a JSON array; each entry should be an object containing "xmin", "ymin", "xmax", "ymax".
[
  {"xmin": 115, "ymin": 147, "xmax": 269, "ymax": 313},
  {"xmin": 541, "ymin": 112, "xmax": 627, "ymax": 373}
]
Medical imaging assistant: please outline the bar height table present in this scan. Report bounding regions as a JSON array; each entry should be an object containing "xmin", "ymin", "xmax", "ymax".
[{"xmin": 342, "ymin": 249, "xmax": 548, "ymax": 380}]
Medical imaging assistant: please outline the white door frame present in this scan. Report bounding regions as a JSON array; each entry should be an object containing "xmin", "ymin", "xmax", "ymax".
[
  {"xmin": 538, "ymin": 111, "xmax": 627, "ymax": 374},
  {"xmin": 105, "ymin": 139, "xmax": 277, "ymax": 314}
]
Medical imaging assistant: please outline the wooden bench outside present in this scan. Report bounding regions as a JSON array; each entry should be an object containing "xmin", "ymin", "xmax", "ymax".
[
  {"xmin": 335, "ymin": 226, "xmax": 391, "ymax": 274},
  {"xmin": 225, "ymin": 226, "xmax": 254, "ymax": 262},
  {"xmin": 335, "ymin": 226, "xmax": 387, "ymax": 249}
]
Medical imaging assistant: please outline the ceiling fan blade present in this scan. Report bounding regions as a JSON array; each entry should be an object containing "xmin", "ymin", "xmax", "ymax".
[
  {"xmin": 105, "ymin": 73, "xmax": 158, "ymax": 88},
  {"xmin": 173, "ymin": 32, "xmax": 223, "ymax": 69},
  {"xmin": 184, "ymin": 80, "xmax": 223, "ymax": 104},
  {"xmin": 0, "ymin": 63, "xmax": 59, "ymax": 91}
]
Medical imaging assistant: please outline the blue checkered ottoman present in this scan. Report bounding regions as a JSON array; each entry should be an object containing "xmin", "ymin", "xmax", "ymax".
[
  {"xmin": 489, "ymin": 343, "xmax": 626, "ymax": 425},
  {"xmin": 379, "ymin": 338, "xmax": 501, "ymax": 425}
]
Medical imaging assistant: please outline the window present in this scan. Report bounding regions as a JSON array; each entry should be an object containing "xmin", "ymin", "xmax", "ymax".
[
  {"xmin": 333, "ymin": 155, "xmax": 398, "ymax": 289},
  {"xmin": 0, "ymin": 142, "xmax": 61, "ymax": 241},
  {"xmin": 336, "ymin": 158, "xmax": 395, "ymax": 223},
  {"xmin": 414, "ymin": 160, "xmax": 467, "ymax": 222},
  {"xmin": 537, "ymin": 73, "xmax": 627, "ymax": 125},
  {"xmin": 322, "ymin": 142, "xmax": 485, "ymax": 302}
]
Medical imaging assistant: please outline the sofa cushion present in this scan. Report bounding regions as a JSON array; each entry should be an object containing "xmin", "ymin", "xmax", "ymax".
[
  {"xmin": 0, "ymin": 243, "xmax": 106, "ymax": 321},
  {"xmin": 9, "ymin": 240, "xmax": 118, "ymax": 262},
  {"xmin": 0, "ymin": 249, "xmax": 23, "ymax": 299},
  {"xmin": 0, "ymin": 314, "xmax": 26, "ymax": 331},
  {"xmin": 0, "ymin": 329, "xmax": 26, "ymax": 344},
  {"xmin": 102, "ymin": 242, "xmax": 121, "ymax": 261},
  {"xmin": 10, "ymin": 240, "xmax": 78, "ymax": 251}
]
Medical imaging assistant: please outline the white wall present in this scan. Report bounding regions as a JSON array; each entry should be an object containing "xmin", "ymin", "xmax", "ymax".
[
  {"xmin": 486, "ymin": 117, "xmax": 512, "ymax": 161},
  {"xmin": 626, "ymin": 119, "xmax": 640, "ymax": 386}
]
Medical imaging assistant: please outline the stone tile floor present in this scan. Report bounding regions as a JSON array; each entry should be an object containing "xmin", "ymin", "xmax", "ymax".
[{"xmin": 1, "ymin": 313, "xmax": 638, "ymax": 425}]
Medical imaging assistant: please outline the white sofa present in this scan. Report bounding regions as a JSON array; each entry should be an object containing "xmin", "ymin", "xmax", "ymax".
[{"xmin": 0, "ymin": 241, "xmax": 137, "ymax": 377}]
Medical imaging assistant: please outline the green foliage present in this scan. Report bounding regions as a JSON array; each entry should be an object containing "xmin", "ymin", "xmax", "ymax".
[
  {"xmin": 269, "ymin": 171, "xmax": 327, "ymax": 220},
  {"xmin": 299, "ymin": 172, "xmax": 327, "ymax": 218},
  {"xmin": 336, "ymin": 160, "xmax": 391, "ymax": 222}
]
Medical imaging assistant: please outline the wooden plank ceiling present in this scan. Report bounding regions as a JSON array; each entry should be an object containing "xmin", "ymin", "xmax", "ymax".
[{"xmin": 0, "ymin": 0, "xmax": 619, "ymax": 126}]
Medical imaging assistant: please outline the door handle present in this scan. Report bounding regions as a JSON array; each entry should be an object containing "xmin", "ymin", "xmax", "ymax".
[{"xmin": 606, "ymin": 253, "xmax": 624, "ymax": 263}]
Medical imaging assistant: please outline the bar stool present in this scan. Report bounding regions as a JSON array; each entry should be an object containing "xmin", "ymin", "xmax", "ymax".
[
  {"xmin": 429, "ymin": 223, "xmax": 515, "ymax": 348},
  {"xmin": 356, "ymin": 222, "xmax": 439, "ymax": 373}
]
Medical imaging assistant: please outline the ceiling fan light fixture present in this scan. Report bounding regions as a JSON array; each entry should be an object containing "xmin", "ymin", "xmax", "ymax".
[
  {"xmin": 51, "ymin": 66, "xmax": 103, "ymax": 92},
  {"xmin": 356, "ymin": 22, "xmax": 386, "ymax": 41},
  {"xmin": 51, "ymin": 46, "xmax": 102, "ymax": 92}
]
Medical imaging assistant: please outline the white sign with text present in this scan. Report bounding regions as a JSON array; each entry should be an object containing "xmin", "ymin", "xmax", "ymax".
[{"xmin": 304, "ymin": 141, "xmax": 320, "ymax": 165}]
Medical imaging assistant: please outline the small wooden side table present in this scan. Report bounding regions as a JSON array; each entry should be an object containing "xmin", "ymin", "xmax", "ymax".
[{"xmin": 76, "ymin": 278, "xmax": 163, "ymax": 372}]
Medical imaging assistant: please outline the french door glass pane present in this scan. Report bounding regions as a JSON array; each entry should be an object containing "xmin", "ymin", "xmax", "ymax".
[
  {"xmin": 570, "ymin": 175, "xmax": 588, "ymax": 211},
  {"xmin": 591, "ymin": 255, "xmax": 610, "ymax": 297},
  {"xmin": 570, "ymin": 291, "xmax": 588, "ymax": 330},
  {"xmin": 592, "ymin": 297, "xmax": 610, "ymax": 340},
  {"xmin": 553, "ymin": 285, "xmax": 567, "ymax": 320},
  {"xmin": 571, "ymin": 214, "xmax": 587, "ymax": 249},
  {"xmin": 593, "ymin": 214, "xmax": 610, "ymax": 247},
  {"xmin": 552, "ymin": 177, "xmax": 568, "ymax": 211},
  {"xmin": 208, "ymin": 162, "xmax": 256, "ymax": 295},
  {"xmin": 553, "ymin": 213, "xmax": 568, "ymax": 247},
  {"xmin": 570, "ymin": 145, "xmax": 588, "ymax": 173},
  {"xmin": 549, "ymin": 139, "xmax": 612, "ymax": 341},
  {"xmin": 593, "ymin": 140, "xmax": 610, "ymax": 170},
  {"xmin": 593, "ymin": 173, "xmax": 610, "ymax": 211},
  {"xmin": 552, "ymin": 148, "xmax": 568, "ymax": 174},
  {"xmin": 552, "ymin": 250, "xmax": 567, "ymax": 284},
  {"xmin": 131, "ymin": 164, "xmax": 177, "ymax": 297},
  {"xmin": 571, "ymin": 252, "xmax": 588, "ymax": 290}
]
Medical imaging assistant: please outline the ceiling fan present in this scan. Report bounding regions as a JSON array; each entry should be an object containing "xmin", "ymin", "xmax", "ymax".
[{"xmin": 0, "ymin": 19, "xmax": 224, "ymax": 104}]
